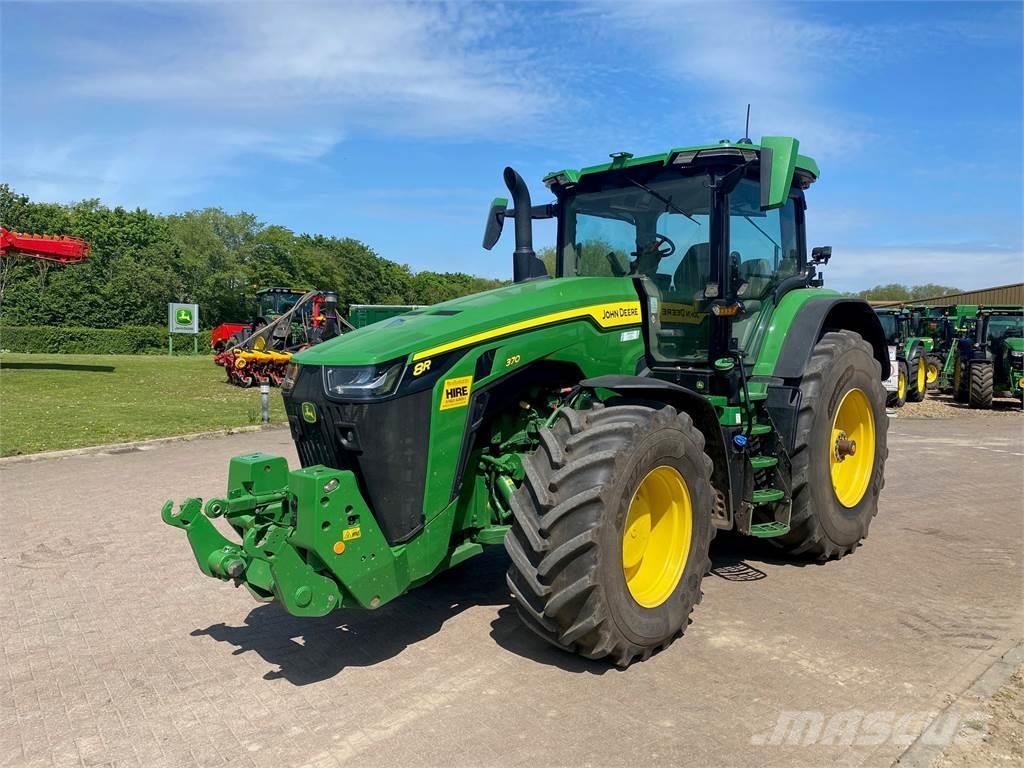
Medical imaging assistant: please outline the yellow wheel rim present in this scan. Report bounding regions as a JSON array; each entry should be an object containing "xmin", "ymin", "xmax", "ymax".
[
  {"xmin": 622, "ymin": 466, "xmax": 692, "ymax": 608},
  {"xmin": 917, "ymin": 360, "xmax": 926, "ymax": 392},
  {"xmin": 926, "ymin": 362, "xmax": 939, "ymax": 384},
  {"xmin": 897, "ymin": 370, "xmax": 906, "ymax": 400},
  {"xmin": 830, "ymin": 388, "xmax": 876, "ymax": 508}
]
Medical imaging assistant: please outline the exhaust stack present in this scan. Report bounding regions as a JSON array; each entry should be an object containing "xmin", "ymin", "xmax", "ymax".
[{"xmin": 503, "ymin": 167, "xmax": 545, "ymax": 283}]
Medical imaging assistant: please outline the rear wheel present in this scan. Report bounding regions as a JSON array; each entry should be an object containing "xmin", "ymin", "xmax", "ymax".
[
  {"xmin": 953, "ymin": 354, "xmax": 969, "ymax": 402},
  {"xmin": 907, "ymin": 350, "xmax": 927, "ymax": 402},
  {"xmin": 773, "ymin": 331, "xmax": 888, "ymax": 560},
  {"xmin": 968, "ymin": 361, "xmax": 994, "ymax": 409},
  {"xmin": 505, "ymin": 402, "xmax": 714, "ymax": 666}
]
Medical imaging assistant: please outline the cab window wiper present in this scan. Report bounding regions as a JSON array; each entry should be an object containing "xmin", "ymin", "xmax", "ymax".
[{"xmin": 626, "ymin": 179, "xmax": 700, "ymax": 225}]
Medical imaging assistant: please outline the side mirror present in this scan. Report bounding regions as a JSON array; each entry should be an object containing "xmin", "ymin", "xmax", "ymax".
[
  {"xmin": 482, "ymin": 197, "xmax": 508, "ymax": 250},
  {"xmin": 811, "ymin": 245, "xmax": 832, "ymax": 265}
]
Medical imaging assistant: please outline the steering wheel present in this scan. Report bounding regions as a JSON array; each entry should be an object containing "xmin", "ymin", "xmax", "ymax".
[{"xmin": 651, "ymin": 233, "xmax": 675, "ymax": 258}]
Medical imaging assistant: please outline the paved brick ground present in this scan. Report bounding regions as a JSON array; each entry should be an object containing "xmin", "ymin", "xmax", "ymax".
[{"xmin": 1, "ymin": 416, "xmax": 1021, "ymax": 768}]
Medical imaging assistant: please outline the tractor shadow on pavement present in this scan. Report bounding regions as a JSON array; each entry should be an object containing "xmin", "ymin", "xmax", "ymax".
[
  {"xmin": 191, "ymin": 536, "xmax": 823, "ymax": 682},
  {"xmin": 192, "ymin": 546, "xmax": 514, "ymax": 685}
]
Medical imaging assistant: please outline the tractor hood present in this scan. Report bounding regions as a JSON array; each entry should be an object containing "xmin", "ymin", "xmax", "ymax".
[
  {"xmin": 294, "ymin": 277, "xmax": 642, "ymax": 367},
  {"xmin": 1003, "ymin": 337, "xmax": 1024, "ymax": 353}
]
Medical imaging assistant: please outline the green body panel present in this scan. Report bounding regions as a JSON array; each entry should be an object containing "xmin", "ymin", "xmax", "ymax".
[
  {"xmin": 296, "ymin": 277, "xmax": 641, "ymax": 366},
  {"xmin": 750, "ymin": 287, "xmax": 843, "ymax": 377},
  {"xmin": 1004, "ymin": 337, "xmax": 1024, "ymax": 353},
  {"xmin": 759, "ymin": 136, "xmax": 801, "ymax": 210}
]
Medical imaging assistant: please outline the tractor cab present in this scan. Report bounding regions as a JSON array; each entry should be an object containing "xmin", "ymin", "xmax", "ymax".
[
  {"xmin": 875, "ymin": 308, "xmax": 910, "ymax": 347},
  {"xmin": 486, "ymin": 138, "xmax": 854, "ymax": 395},
  {"xmin": 254, "ymin": 287, "xmax": 306, "ymax": 325}
]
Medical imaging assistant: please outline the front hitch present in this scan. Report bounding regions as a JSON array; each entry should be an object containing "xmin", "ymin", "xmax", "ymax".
[{"xmin": 161, "ymin": 453, "xmax": 405, "ymax": 615}]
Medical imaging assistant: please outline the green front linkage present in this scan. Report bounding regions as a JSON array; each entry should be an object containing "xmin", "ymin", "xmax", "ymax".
[{"xmin": 162, "ymin": 453, "xmax": 418, "ymax": 614}]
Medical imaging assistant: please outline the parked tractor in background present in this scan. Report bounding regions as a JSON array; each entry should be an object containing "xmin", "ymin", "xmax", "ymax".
[
  {"xmin": 934, "ymin": 305, "xmax": 980, "ymax": 392},
  {"xmin": 211, "ymin": 287, "xmax": 310, "ymax": 352},
  {"xmin": 907, "ymin": 304, "xmax": 950, "ymax": 386},
  {"xmin": 163, "ymin": 135, "xmax": 890, "ymax": 666},
  {"xmin": 214, "ymin": 289, "xmax": 350, "ymax": 387},
  {"xmin": 952, "ymin": 306, "xmax": 1024, "ymax": 408},
  {"xmin": 875, "ymin": 307, "xmax": 927, "ymax": 407}
]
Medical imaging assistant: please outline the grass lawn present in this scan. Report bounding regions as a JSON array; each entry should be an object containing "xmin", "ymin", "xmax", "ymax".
[{"xmin": 0, "ymin": 353, "xmax": 287, "ymax": 457}]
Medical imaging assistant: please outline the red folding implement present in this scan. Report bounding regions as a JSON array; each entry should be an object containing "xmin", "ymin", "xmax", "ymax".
[{"xmin": 0, "ymin": 226, "xmax": 90, "ymax": 263}]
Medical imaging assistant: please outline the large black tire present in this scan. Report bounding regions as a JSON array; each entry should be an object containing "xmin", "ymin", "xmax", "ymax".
[
  {"xmin": 953, "ymin": 354, "xmax": 968, "ymax": 402},
  {"xmin": 887, "ymin": 361, "xmax": 908, "ymax": 408},
  {"xmin": 773, "ymin": 331, "xmax": 888, "ymax": 560},
  {"xmin": 907, "ymin": 349, "xmax": 927, "ymax": 402},
  {"xmin": 968, "ymin": 361, "xmax": 994, "ymax": 409},
  {"xmin": 505, "ymin": 402, "xmax": 714, "ymax": 667}
]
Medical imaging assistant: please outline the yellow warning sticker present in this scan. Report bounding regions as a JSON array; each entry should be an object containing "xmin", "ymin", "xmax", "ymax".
[
  {"xmin": 342, "ymin": 526, "xmax": 361, "ymax": 541},
  {"xmin": 659, "ymin": 302, "xmax": 704, "ymax": 325},
  {"xmin": 440, "ymin": 376, "xmax": 473, "ymax": 410}
]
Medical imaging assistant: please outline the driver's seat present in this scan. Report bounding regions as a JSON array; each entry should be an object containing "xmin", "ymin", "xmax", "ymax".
[{"xmin": 672, "ymin": 242, "xmax": 710, "ymax": 301}]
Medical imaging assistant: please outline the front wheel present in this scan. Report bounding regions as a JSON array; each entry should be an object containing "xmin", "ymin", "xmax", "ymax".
[
  {"xmin": 773, "ymin": 331, "xmax": 888, "ymax": 560},
  {"xmin": 925, "ymin": 354, "xmax": 943, "ymax": 387},
  {"xmin": 907, "ymin": 350, "xmax": 927, "ymax": 402},
  {"xmin": 505, "ymin": 402, "xmax": 714, "ymax": 666},
  {"xmin": 968, "ymin": 362, "xmax": 994, "ymax": 409},
  {"xmin": 887, "ymin": 361, "xmax": 909, "ymax": 408}
]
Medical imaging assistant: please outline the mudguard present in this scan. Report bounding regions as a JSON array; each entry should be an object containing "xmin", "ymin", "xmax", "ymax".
[{"xmin": 767, "ymin": 297, "xmax": 890, "ymax": 380}]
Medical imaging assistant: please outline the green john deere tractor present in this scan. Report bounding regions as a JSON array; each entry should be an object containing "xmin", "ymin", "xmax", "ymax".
[
  {"xmin": 952, "ymin": 306, "xmax": 1024, "ymax": 408},
  {"xmin": 163, "ymin": 136, "xmax": 890, "ymax": 665},
  {"xmin": 874, "ymin": 307, "xmax": 928, "ymax": 407},
  {"xmin": 908, "ymin": 304, "xmax": 951, "ymax": 386},
  {"xmin": 936, "ymin": 304, "xmax": 979, "ymax": 392}
]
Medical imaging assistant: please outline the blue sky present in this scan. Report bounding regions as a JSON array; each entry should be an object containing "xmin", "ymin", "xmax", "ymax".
[{"xmin": 2, "ymin": 0, "xmax": 1022, "ymax": 292}]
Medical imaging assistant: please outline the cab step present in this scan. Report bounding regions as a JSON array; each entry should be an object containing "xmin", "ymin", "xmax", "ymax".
[
  {"xmin": 750, "ymin": 423, "xmax": 772, "ymax": 436},
  {"xmin": 749, "ymin": 521, "xmax": 791, "ymax": 538},
  {"xmin": 751, "ymin": 488, "xmax": 785, "ymax": 504},
  {"xmin": 749, "ymin": 455, "xmax": 778, "ymax": 470},
  {"xmin": 742, "ymin": 390, "xmax": 768, "ymax": 402}
]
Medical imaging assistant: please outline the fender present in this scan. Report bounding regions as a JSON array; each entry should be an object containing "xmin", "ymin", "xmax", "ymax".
[
  {"xmin": 579, "ymin": 374, "xmax": 731, "ymax": 518},
  {"xmin": 759, "ymin": 295, "xmax": 890, "ymax": 380},
  {"xmin": 902, "ymin": 337, "xmax": 926, "ymax": 362}
]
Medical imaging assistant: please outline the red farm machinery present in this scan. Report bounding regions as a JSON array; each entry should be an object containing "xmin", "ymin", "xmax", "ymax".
[
  {"xmin": 1, "ymin": 226, "xmax": 91, "ymax": 264},
  {"xmin": 212, "ymin": 288, "xmax": 351, "ymax": 387}
]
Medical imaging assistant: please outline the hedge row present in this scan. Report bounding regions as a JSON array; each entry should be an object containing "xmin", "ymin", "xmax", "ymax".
[{"xmin": 0, "ymin": 325, "xmax": 213, "ymax": 355}]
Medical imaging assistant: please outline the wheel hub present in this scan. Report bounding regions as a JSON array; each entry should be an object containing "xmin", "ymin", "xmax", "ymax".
[
  {"xmin": 834, "ymin": 432, "xmax": 857, "ymax": 461},
  {"xmin": 829, "ymin": 388, "xmax": 876, "ymax": 508}
]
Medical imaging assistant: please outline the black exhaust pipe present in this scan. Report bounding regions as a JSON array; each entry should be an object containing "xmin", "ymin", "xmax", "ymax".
[{"xmin": 503, "ymin": 167, "xmax": 545, "ymax": 283}]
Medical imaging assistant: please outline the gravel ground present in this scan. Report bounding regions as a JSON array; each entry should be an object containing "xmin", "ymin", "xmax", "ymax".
[
  {"xmin": 893, "ymin": 392, "xmax": 1023, "ymax": 420},
  {"xmin": 934, "ymin": 666, "xmax": 1024, "ymax": 768}
]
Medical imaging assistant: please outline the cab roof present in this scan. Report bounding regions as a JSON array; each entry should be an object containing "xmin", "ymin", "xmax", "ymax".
[{"xmin": 543, "ymin": 136, "xmax": 819, "ymax": 208}]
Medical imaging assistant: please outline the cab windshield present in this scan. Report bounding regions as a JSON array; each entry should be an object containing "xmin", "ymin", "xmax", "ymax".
[
  {"xmin": 877, "ymin": 313, "xmax": 898, "ymax": 343},
  {"xmin": 985, "ymin": 315, "xmax": 1024, "ymax": 342},
  {"xmin": 560, "ymin": 170, "xmax": 800, "ymax": 362}
]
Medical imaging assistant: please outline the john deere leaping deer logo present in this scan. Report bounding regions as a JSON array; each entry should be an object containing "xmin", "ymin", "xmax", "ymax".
[
  {"xmin": 301, "ymin": 402, "xmax": 317, "ymax": 423},
  {"xmin": 175, "ymin": 307, "xmax": 193, "ymax": 325}
]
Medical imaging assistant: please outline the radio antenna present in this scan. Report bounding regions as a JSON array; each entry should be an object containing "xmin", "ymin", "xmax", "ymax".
[{"xmin": 744, "ymin": 104, "xmax": 751, "ymax": 142}]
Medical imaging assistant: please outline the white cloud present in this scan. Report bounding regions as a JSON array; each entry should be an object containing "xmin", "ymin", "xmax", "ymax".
[{"xmin": 73, "ymin": 1, "xmax": 551, "ymax": 139}]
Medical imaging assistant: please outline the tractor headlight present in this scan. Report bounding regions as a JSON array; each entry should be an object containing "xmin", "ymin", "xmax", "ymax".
[
  {"xmin": 323, "ymin": 360, "xmax": 404, "ymax": 400},
  {"xmin": 1009, "ymin": 350, "xmax": 1023, "ymax": 362}
]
